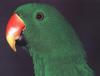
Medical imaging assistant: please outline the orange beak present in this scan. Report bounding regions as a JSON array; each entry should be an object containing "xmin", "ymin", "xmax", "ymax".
[{"xmin": 6, "ymin": 13, "xmax": 25, "ymax": 52}]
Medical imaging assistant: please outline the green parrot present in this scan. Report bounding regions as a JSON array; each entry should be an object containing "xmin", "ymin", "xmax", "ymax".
[{"xmin": 6, "ymin": 3, "xmax": 94, "ymax": 76}]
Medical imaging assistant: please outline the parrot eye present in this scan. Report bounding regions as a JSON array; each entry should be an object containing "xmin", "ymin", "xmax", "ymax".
[{"xmin": 36, "ymin": 12, "xmax": 44, "ymax": 20}]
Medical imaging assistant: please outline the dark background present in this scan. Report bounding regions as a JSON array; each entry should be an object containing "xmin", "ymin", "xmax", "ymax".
[{"xmin": 0, "ymin": 0, "xmax": 100, "ymax": 76}]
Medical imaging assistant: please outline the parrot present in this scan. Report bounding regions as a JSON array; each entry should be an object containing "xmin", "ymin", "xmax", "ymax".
[{"xmin": 6, "ymin": 3, "xmax": 94, "ymax": 76}]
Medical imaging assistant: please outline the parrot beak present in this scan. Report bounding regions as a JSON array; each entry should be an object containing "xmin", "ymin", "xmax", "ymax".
[{"xmin": 6, "ymin": 13, "xmax": 25, "ymax": 52}]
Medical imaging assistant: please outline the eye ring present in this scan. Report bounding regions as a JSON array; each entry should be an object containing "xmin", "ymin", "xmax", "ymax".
[{"xmin": 36, "ymin": 12, "xmax": 44, "ymax": 20}]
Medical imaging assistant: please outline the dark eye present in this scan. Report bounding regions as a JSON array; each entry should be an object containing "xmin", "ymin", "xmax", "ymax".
[{"xmin": 36, "ymin": 12, "xmax": 44, "ymax": 20}]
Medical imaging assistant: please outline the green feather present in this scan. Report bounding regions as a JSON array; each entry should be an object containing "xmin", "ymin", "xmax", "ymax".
[{"xmin": 15, "ymin": 3, "xmax": 94, "ymax": 76}]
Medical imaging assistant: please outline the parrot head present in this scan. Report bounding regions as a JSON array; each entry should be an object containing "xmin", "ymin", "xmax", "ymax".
[
  {"xmin": 6, "ymin": 3, "xmax": 78, "ymax": 56},
  {"xmin": 6, "ymin": 3, "xmax": 68, "ymax": 53}
]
